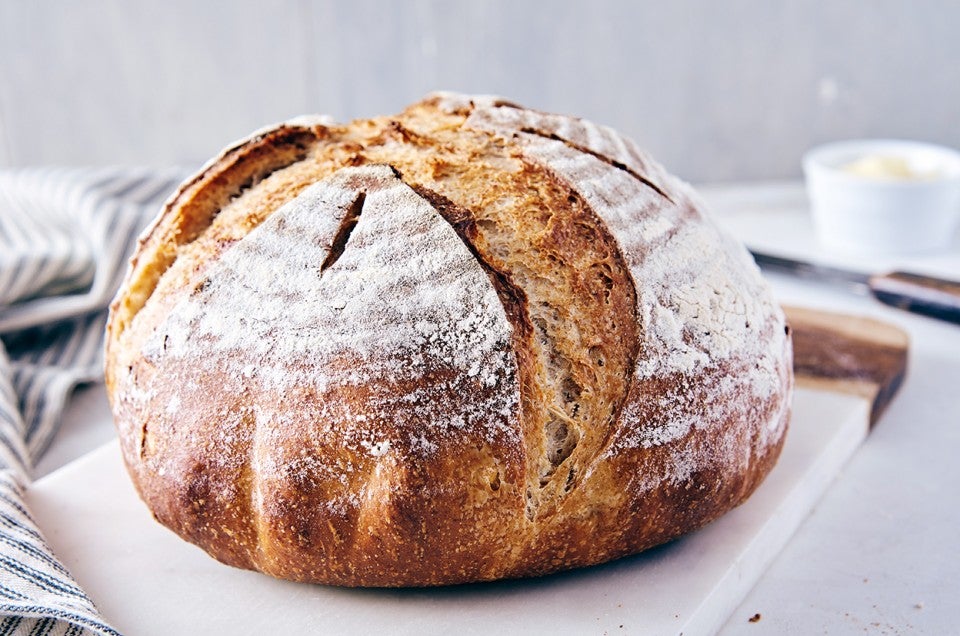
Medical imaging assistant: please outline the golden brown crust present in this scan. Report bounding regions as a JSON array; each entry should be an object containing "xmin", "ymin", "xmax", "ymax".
[{"xmin": 105, "ymin": 94, "xmax": 792, "ymax": 586}]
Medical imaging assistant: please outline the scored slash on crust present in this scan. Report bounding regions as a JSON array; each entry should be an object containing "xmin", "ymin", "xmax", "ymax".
[{"xmin": 518, "ymin": 127, "xmax": 674, "ymax": 204}]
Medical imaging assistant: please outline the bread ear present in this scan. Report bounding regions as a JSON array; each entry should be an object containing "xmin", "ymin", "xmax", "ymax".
[{"xmin": 106, "ymin": 121, "xmax": 325, "ymax": 391}]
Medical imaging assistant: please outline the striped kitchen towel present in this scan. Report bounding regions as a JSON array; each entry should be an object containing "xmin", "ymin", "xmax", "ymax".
[{"xmin": 0, "ymin": 167, "xmax": 181, "ymax": 636}]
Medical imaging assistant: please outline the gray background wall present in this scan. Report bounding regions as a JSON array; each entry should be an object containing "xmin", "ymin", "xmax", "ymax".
[{"xmin": 1, "ymin": 0, "xmax": 956, "ymax": 182}]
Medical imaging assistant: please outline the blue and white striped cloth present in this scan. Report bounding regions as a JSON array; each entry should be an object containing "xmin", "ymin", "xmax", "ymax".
[{"xmin": 0, "ymin": 168, "xmax": 181, "ymax": 636}]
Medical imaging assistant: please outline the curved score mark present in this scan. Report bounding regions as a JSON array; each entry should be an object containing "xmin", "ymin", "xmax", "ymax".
[{"xmin": 518, "ymin": 127, "xmax": 673, "ymax": 204}]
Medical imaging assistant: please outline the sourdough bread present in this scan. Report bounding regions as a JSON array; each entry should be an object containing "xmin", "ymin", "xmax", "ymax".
[{"xmin": 105, "ymin": 93, "xmax": 792, "ymax": 586}]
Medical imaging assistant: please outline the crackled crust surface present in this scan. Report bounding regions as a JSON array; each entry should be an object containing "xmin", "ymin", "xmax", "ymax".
[{"xmin": 105, "ymin": 93, "xmax": 792, "ymax": 586}]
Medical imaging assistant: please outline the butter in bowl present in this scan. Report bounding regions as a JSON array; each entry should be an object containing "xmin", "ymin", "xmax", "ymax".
[{"xmin": 803, "ymin": 140, "xmax": 960, "ymax": 255}]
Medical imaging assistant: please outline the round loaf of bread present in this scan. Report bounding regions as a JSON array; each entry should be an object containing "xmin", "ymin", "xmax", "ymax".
[{"xmin": 105, "ymin": 93, "xmax": 792, "ymax": 586}]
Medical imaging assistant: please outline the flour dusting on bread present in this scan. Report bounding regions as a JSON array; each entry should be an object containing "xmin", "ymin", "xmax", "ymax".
[
  {"xmin": 105, "ymin": 93, "xmax": 792, "ymax": 587},
  {"xmin": 144, "ymin": 164, "xmax": 521, "ymax": 458}
]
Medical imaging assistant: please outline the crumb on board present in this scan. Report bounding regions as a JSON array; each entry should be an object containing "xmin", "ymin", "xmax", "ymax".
[{"xmin": 748, "ymin": 613, "xmax": 762, "ymax": 623}]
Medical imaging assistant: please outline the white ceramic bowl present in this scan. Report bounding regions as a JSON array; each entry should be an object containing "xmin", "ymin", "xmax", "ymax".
[{"xmin": 803, "ymin": 139, "xmax": 960, "ymax": 255}]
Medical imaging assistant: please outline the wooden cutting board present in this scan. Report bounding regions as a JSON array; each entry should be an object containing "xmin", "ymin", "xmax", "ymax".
[
  {"xmin": 785, "ymin": 305, "xmax": 908, "ymax": 425},
  {"xmin": 25, "ymin": 307, "xmax": 908, "ymax": 636}
]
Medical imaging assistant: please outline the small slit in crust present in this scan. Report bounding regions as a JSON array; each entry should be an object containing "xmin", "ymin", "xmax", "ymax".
[{"xmin": 321, "ymin": 192, "xmax": 365, "ymax": 274}]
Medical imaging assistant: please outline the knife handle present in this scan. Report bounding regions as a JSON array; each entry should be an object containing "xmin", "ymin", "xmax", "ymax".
[{"xmin": 869, "ymin": 271, "xmax": 960, "ymax": 324}]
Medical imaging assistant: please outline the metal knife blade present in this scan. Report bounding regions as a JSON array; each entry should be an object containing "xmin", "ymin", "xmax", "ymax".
[
  {"xmin": 750, "ymin": 248, "xmax": 960, "ymax": 324},
  {"xmin": 749, "ymin": 249, "xmax": 871, "ymax": 294}
]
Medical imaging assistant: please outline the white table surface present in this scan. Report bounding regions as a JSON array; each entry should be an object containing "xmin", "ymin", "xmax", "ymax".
[{"xmin": 40, "ymin": 181, "xmax": 960, "ymax": 634}]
